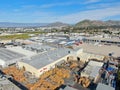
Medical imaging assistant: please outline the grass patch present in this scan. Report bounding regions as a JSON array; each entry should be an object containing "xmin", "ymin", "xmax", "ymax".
[{"xmin": 0, "ymin": 34, "xmax": 30, "ymax": 40}]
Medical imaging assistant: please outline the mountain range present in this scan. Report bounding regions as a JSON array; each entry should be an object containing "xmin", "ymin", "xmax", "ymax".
[
  {"xmin": 0, "ymin": 22, "xmax": 69, "ymax": 28},
  {"xmin": 0, "ymin": 20, "xmax": 120, "ymax": 28},
  {"xmin": 47, "ymin": 22, "xmax": 69, "ymax": 27},
  {"xmin": 75, "ymin": 20, "xmax": 120, "ymax": 27},
  {"xmin": 0, "ymin": 22, "xmax": 48, "ymax": 28}
]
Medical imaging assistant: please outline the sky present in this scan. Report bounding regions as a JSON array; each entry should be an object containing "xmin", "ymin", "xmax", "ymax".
[{"xmin": 0, "ymin": 0, "xmax": 120, "ymax": 23}]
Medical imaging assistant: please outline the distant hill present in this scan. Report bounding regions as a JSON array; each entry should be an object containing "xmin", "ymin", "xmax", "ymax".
[
  {"xmin": 105, "ymin": 20, "xmax": 120, "ymax": 26},
  {"xmin": 1, "ymin": 20, "xmax": 120, "ymax": 28},
  {"xmin": 47, "ymin": 22, "xmax": 69, "ymax": 27},
  {"xmin": 0, "ymin": 22, "xmax": 69, "ymax": 28},
  {"xmin": 0, "ymin": 22, "xmax": 48, "ymax": 28},
  {"xmin": 75, "ymin": 20, "xmax": 120, "ymax": 27}
]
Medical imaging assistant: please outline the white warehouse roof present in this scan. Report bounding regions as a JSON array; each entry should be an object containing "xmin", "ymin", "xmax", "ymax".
[
  {"xmin": 7, "ymin": 46, "xmax": 37, "ymax": 57},
  {"xmin": 0, "ymin": 48, "xmax": 25, "ymax": 67},
  {"xmin": 96, "ymin": 83, "xmax": 114, "ymax": 90},
  {"xmin": 23, "ymin": 48, "xmax": 73, "ymax": 69},
  {"xmin": 81, "ymin": 61, "xmax": 103, "ymax": 78}
]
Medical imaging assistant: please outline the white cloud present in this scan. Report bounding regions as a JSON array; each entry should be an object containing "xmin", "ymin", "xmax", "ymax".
[
  {"xmin": 40, "ymin": 2, "xmax": 79, "ymax": 8},
  {"xmin": 37, "ymin": 6, "xmax": 120, "ymax": 23},
  {"xmin": 1, "ymin": 1, "xmax": 120, "ymax": 23},
  {"xmin": 18, "ymin": 2, "xmax": 79, "ymax": 10},
  {"xmin": 34, "ymin": 6, "xmax": 120, "ymax": 23},
  {"xmin": 85, "ymin": 0, "xmax": 100, "ymax": 4},
  {"xmin": 39, "ymin": 0, "xmax": 101, "ymax": 8}
]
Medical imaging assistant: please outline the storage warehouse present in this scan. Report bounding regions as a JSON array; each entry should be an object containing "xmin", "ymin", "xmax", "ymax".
[
  {"xmin": 18, "ymin": 48, "xmax": 75, "ymax": 77},
  {"xmin": 0, "ymin": 48, "xmax": 25, "ymax": 67}
]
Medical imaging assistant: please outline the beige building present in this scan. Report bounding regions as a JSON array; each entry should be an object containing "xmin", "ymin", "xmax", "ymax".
[
  {"xmin": 18, "ymin": 48, "xmax": 76, "ymax": 77},
  {"xmin": 17, "ymin": 47, "xmax": 104, "ymax": 78}
]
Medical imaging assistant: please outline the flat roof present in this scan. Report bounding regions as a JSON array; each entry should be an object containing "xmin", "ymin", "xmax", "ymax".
[
  {"xmin": 7, "ymin": 46, "xmax": 37, "ymax": 57},
  {"xmin": 96, "ymin": 83, "xmax": 114, "ymax": 90},
  {"xmin": 63, "ymin": 86, "xmax": 77, "ymax": 90},
  {"xmin": 0, "ymin": 77, "xmax": 21, "ymax": 90},
  {"xmin": 24, "ymin": 44, "xmax": 54, "ymax": 50},
  {"xmin": 23, "ymin": 48, "xmax": 72, "ymax": 69},
  {"xmin": 78, "ymin": 43, "xmax": 120, "ymax": 57},
  {"xmin": 81, "ymin": 61, "xmax": 103, "ymax": 78},
  {"xmin": 85, "ymin": 37, "xmax": 120, "ymax": 43},
  {"xmin": 73, "ymin": 83, "xmax": 90, "ymax": 90},
  {"xmin": 0, "ymin": 48, "xmax": 25, "ymax": 62},
  {"xmin": 78, "ymin": 52, "xmax": 104, "ymax": 62}
]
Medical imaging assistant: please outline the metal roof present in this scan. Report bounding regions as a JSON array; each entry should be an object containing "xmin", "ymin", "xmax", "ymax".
[
  {"xmin": 81, "ymin": 61, "xmax": 103, "ymax": 78},
  {"xmin": 85, "ymin": 37, "xmax": 120, "ymax": 43},
  {"xmin": 23, "ymin": 48, "xmax": 72, "ymax": 69},
  {"xmin": 63, "ymin": 86, "xmax": 77, "ymax": 90},
  {"xmin": 0, "ymin": 48, "xmax": 25, "ymax": 62},
  {"xmin": 96, "ymin": 83, "xmax": 114, "ymax": 90},
  {"xmin": 24, "ymin": 44, "xmax": 53, "ymax": 51},
  {"xmin": 0, "ymin": 79, "xmax": 21, "ymax": 90}
]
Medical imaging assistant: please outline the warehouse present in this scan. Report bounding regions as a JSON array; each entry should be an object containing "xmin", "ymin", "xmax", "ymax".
[
  {"xmin": 0, "ymin": 48, "xmax": 25, "ymax": 67},
  {"xmin": 0, "ymin": 77, "xmax": 21, "ymax": 90},
  {"xmin": 96, "ymin": 83, "xmax": 114, "ymax": 90},
  {"xmin": 78, "ymin": 43, "xmax": 120, "ymax": 57},
  {"xmin": 76, "ymin": 51, "xmax": 105, "ymax": 63},
  {"xmin": 17, "ymin": 46, "xmax": 105, "ymax": 78},
  {"xmin": 84, "ymin": 37, "xmax": 120, "ymax": 45},
  {"xmin": 17, "ymin": 47, "xmax": 105, "ymax": 78},
  {"xmin": 81, "ymin": 61, "xmax": 104, "ymax": 78},
  {"xmin": 22, "ymin": 44, "xmax": 54, "ymax": 53},
  {"xmin": 18, "ymin": 48, "xmax": 75, "ymax": 77},
  {"xmin": 7, "ymin": 46, "xmax": 37, "ymax": 57}
]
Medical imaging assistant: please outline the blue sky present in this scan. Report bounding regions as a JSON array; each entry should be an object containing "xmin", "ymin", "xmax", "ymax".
[{"xmin": 0, "ymin": 0, "xmax": 120, "ymax": 23}]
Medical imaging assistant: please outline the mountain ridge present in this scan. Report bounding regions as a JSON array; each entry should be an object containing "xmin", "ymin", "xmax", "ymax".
[
  {"xmin": 0, "ymin": 22, "xmax": 68, "ymax": 28},
  {"xmin": 75, "ymin": 20, "xmax": 120, "ymax": 27},
  {"xmin": 0, "ymin": 20, "xmax": 120, "ymax": 28},
  {"xmin": 47, "ymin": 22, "xmax": 69, "ymax": 27}
]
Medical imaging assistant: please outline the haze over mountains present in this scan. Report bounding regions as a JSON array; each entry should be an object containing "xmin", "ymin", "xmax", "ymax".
[
  {"xmin": 0, "ymin": 22, "xmax": 69, "ymax": 28},
  {"xmin": 0, "ymin": 22, "xmax": 48, "ymax": 28},
  {"xmin": 47, "ymin": 22, "xmax": 69, "ymax": 27},
  {"xmin": 0, "ymin": 20, "xmax": 120, "ymax": 28},
  {"xmin": 75, "ymin": 20, "xmax": 120, "ymax": 27}
]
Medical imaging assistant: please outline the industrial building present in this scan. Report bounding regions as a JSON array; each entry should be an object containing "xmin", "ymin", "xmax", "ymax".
[
  {"xmin": 22, "ymin": 44, "xmax": 54, "ymax": 53},
  {"xmin": 17, "ymin": 47, "xmax": 76, "ymax": 77},
  {"xmin": 7, "ymin": 46, "xmax": 37, "ymax": 57},
  {"xmin": 77, "ymin": 51, "xmax": 104, "ymax": 63},
  {"xmin": 0, "ymin": 72, "xmax": 21, "ymax": 90},
  {"xmin": 28, "ymin": 34, "xmax": 82, "ymax": 47},
  {"xmin": 78, "ymin": 43, "xmax": 120, "ymax": 57},
  {"xmin": 0, "ymin": 43, "xmax": 55, "ymax": 68},
  {"xmin": 84, "ymin": 37, "xmax": 120, "ymax": 45},
  {"xmin": 81, "ymin": 61, "xmax": 104, "ymax": 78},
  {"xmin": 17, "ymin": 47, "xmax": 105, "ymax": 78},
  {"xmin": 0, "ymin": 33, "xmax": 119, "ymax": 90},
  {"xmin": 0, "ymin": 78, "xmax": 21, "ymax": 90},
  {"xmin": 0, "ymin": 48, "xmax": 25, "ymax": 67},
  {"xmin": 96, "ymin": 83, "xmax": 114, "ymax": 90},
  {"xmin": 1, "ymin": 46, "xmax": 114, "ymax": 90}
]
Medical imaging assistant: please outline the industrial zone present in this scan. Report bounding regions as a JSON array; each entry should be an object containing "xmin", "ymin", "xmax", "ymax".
[{"xmin": 0, "ymin": 33, "xmax": 120, "ymax": 90}]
